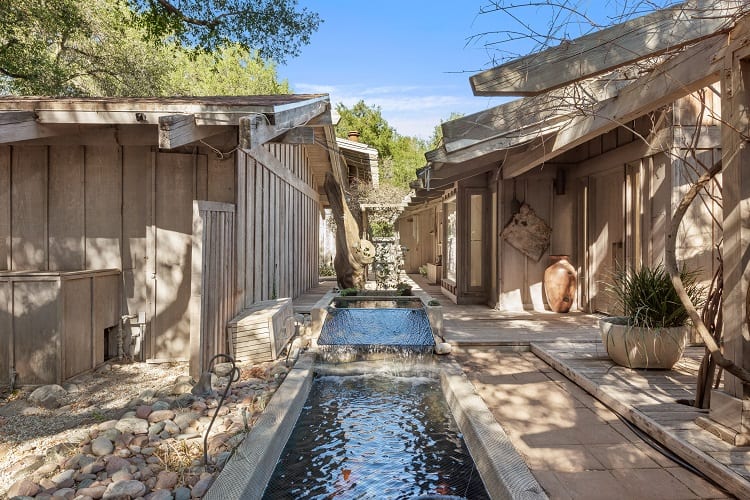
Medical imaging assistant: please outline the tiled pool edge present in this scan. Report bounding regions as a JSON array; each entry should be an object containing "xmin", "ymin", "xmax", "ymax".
[
  {"xmin": 441, "ymin": 358, "xmax": 548, "ymax": 500},
  {"xmin": 204, "ymin": 353, "xmax": 314, "ymax": 500}
]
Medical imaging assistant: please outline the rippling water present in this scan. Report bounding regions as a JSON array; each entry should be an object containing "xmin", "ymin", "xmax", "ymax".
[
  {"xmin": 262, "ymin": 373, "xmax": 489, "ymax": 500},
  {"xmin": 318, "ymin": 308, "xmax": 435, "ymax": 347}
]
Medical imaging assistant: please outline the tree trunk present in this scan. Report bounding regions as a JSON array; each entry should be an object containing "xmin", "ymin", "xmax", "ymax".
[{"xmin": 324, "ymin": 172, "xmax": 365, "ymax": 289}]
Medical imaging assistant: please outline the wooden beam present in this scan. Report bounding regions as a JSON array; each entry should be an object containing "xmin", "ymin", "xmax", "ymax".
[
  {"xmin": 158, "ymin": 114, "xmax": 219, "ymax": 149},
  {"xmin": 443, "ymin": 79, "xmax": 625, "ymax": 152},
  {"xmin": 271, "ymin": 127, "xmax": 315, "ymax": 144},
  {"xmin": 470, "ymin": 0, "xmax": 742, "ymax": 96},
  {"xmin": 500, "ymin": 32, "xmax": 728, "ymax": 178},
  {"xmin": 0, "ymin": 111, "xmax": 58, "ymax": 143},
  {"xmin": 240, "ymin": 98, "xmax": 328, "ymax": 149}
]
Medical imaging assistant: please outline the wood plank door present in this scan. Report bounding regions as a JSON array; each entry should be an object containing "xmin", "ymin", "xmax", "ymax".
[
  {"xmin": 150, "ymin": 153, "xmax": 198, "ymax": 361},
  {"xmin": 588, "ymin": 167, "xmax": 625, "ymax": 314}
]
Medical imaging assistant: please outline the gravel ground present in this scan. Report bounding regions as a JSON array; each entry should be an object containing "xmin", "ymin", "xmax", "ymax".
[
  {"xmin": 0, "ymin": 361, "xmax": 187, "ymax": 492},
  {"xmin": 0, "ymin": 357, "xmax": 289, "ymax": 498}
]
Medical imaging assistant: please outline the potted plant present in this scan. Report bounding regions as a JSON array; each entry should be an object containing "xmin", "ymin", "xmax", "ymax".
[{"xmin": 599, "ymin": 263, "xmax": 705, "ymax": 369}]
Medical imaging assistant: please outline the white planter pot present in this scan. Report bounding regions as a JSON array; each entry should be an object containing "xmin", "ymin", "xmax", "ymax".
[{"xmin": 598, "ymin": 316, "xmax": 690, "ymax": 369}]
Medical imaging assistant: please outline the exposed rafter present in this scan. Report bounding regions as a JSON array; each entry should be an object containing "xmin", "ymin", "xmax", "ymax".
[
  {"xmin": 470, "ymin": 0, "xmax": 742, "ymax": 96},
  {"xmin": 0, "ymin": 111, "xmax": 58, "ymax": 144},
  {"xmin": 503, "ymin": 32, "xmax": 728, "ymax": 178},
  {"xmin": 239, "ymin": 98, "xmax": 328, "ymax": 149},
  {"xmin": 158, "ymin": 114, "xmax": 223, "ymax": 149},
  {"xmin": 442, "ymin": 78, "xmax": 626, "ymax": 153}
]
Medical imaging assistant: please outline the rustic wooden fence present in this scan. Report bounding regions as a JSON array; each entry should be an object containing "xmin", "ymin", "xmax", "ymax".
[{"xmin": 189, "ymin": 201, "xmax": 236, "ymax": 379}]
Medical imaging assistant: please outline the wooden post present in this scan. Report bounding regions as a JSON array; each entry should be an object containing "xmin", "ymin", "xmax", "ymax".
[{"xmin": 712, "ymin": 22, "xmax": 750, "ymax": 439}]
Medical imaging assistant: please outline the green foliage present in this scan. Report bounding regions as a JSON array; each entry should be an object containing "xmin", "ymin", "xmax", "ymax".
[
  {"xmin": 335, "ymin": 100, "xmax": 427, "ymax": 190},
  {"xmin": 319, "ymin": 262, "xmax": 335, "ymax": 277},
  {"xmin": 336, "ymin": 100, "xmax": 395, "ymax": 157},
  {"xmin": 339, "ymin": 288, "xmax": 359, "ymax": 297},
  {"xmin": 427, "ymin": 299, "xmax": 441, "ymax": 306},
  {"xmin": 606, "ymin": 263, "xmax": 706, "ymax": 328},
  {"xmin": 396, "ymin": 282, "xmax": 413, "ymax": 296},
  {"xmin": 125, "ymin": 0, "xmax": 320, "ymax": 62},
  {"xmin": 370, "ymin": 220, "xmax": 394, "ymax": 238},
  {"xmin": 1, "ymin": 0, "xmax": 308, "ymax": 96},
  {"xmin": 167, "ymin": 45, "xmax": 290, "ymax": 95}
]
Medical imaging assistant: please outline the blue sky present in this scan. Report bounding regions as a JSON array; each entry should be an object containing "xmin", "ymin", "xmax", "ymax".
[
  {"xmin": 279, "ymin": 1, "xmax": 628, "ymax": 140},
  {"xmin": 279, "ymin": 1, "xmax": 510, "ymax": 139}
]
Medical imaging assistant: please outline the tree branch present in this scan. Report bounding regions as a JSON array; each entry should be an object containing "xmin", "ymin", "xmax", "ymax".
[{"xmin": 665, "ymin": 156, "xmax": 750, "ymax": 383}]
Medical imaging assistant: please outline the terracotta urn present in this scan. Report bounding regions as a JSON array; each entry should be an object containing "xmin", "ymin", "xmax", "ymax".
[{"xmin": 543, "ymin": 255, "xmax": 577, "ymax": 313}]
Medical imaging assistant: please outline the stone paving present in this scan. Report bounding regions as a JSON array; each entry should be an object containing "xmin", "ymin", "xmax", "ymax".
[{"xmin": 454, "ymin": 347, "xmax": 732, "ymax": 500}]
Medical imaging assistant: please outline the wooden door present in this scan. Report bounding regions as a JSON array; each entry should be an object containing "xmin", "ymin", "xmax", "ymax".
[
  {"xmin": 589, "ymin": 168, "xmax": 625, "ymax": 314},
  {"xmin": 151, "ymin": 153, "xmax": 196, "ymax": 360}
]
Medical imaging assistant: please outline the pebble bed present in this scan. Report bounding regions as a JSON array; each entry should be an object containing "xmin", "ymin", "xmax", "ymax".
[{"xmin": 0, "ymin": 358, "xmax": 290, "ymax": 499}]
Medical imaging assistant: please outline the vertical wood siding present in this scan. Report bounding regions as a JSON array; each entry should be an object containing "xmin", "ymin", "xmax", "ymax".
[
  {"xmin": 236, "ymin": 144, "xmax": 320, "ymax": 309},
  {"xmin": 190, "ymin": 201, "xmax": 236, "ymax": 379}
]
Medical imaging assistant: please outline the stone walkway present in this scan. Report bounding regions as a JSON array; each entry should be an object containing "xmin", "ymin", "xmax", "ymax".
[{"xmin": 454, "ymin": 347, "xmax": 732, "ymax": 500}]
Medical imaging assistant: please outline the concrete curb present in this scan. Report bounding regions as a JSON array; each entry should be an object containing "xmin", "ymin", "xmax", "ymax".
[
  {"xmin": 205, "ymin": 353, "xmax": 314, "ymax": 500},
  {"xmin": 440, "ymin": 358, "xmax": 548, "ymax": 500}
]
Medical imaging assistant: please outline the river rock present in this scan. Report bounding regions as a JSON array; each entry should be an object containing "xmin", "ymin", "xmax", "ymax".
[
  {"xmin": 91, "ymin": 437, "xmax": 114, "ymax": 457},
  {"xmin": 77, "ymin": 485, "xmax": 107, "ymax": 499},
  {"xmin": 111, "ymin": 468, "xmax": 133, "ymax": 482},
  {"xmin": 190, "ymin": 475, "xmax": 213, "ymax": 497},
  {"xmin": 213, "ymin": 362, "xmax": 234, "ymax": 377},
  {"xmin": 135, "ymin": 405, "xmax": 153, "ymax": 419},
  {"xmin": 173, "ymin": 412, "xmax": 199, "ymax": 431},
  {"xmin": 152, "ymin": 400, "xmax": 171, "ymax": 411},
  {"xmin": 102, "ymin": 480, "xmax": 146, "ymax": 499},
  {"xmin": 148, "ymin": 410, "xmax": 175, "ymax": 423},
  {"xmin": 51, "ymin": 469, "xmax": 75, "ymax": 488},
  {"xmin": 105, "ymin": 456, "xmax": 130, "ymax": 475},
  {"xmin": 29, "ymin": 385, "xmax": 68, "ymax": 409},
  {"xmin": 6, "ymin": 478, "xmax": 40, "ymax": 497},
  {"xmin": 173, "ymin": 486, "xmax": 191, "ymax": 500},
  {"xmin": 146, "ymin": 490, "xmax": 173, "ymax": 500},
  {"xmin": 51, "ymin": 486, "xmax": 76, "ymax": 497},
  {"xmin": 163, "ymin": 420, "xmax": 181, "ymax": 435},
  {"xmin": 116, "ymin": 417, "xmax": 148, "ymax": 435},
  {"xmin": 154, "ymin": 470, "xmax": 179, "ymax": 490}
]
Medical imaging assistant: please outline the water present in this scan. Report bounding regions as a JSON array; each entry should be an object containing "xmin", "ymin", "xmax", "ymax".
[
  {"xmin": 332, "ymin": 297, "xmax": 424, "ymax": 309},
  {"xmin": 318, "ymin": 308, "xmax": 435, "ymax": 349},
  {"xmin": 262, "ymin": 373, "xmax": 489, "ymax": 500}
]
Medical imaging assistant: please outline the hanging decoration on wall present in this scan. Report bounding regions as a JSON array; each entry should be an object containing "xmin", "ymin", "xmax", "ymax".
[{"xmin": 500, "ymin": 202, "xmax": 551, "ymax": 262}]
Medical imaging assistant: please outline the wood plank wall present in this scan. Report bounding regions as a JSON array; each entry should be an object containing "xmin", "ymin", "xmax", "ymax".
[
  {"xmin": 190, "ymin": 201, "xmax": 236, "ymax": 379},
  {"xmin": 236, "ymin": 143, "xmax": 320, "ymax": 310},
  {"xmin": 399, "ymin": 206, "xmax": 438, "ymax": 273},
  {"xmin": 0, "ymin": 142, "xmax": 236, "ymax": 362}
]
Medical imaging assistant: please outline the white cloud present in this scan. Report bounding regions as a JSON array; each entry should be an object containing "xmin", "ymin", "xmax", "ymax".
[{"xmin": 292, "ymin": 81, "xmax": 497, "ymax": 139}]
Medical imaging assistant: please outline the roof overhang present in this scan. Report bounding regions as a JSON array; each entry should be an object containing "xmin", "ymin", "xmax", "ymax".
[{"xmin": 0, "ymin": 95, "xmax": 331, "ymax": 150}]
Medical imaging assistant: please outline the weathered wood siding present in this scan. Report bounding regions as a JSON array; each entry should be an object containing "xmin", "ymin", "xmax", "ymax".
[
  {"xmin": 0, "ymin": 141, "xmax": 236, "ymax": 365},
  {"xmin": 236, "ymin": 143, "xmax": 320, "ymax": 309},
  {"xmin": 189, "ymin": 201, "xmax": 236, "ymax": 379},
  {"xmin": 399, "ymin": 206, "xmax": 439, "ymax": 273},
  {"xmin": 0, "ymin": 270, "xmax": 120, "ymax": 386},
  {"xmin": 495, "ymin": 108, "xmax": 721, "ymax": 313}
]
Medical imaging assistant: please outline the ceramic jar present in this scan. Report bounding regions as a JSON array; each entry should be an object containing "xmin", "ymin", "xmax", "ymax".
[{"xmin": 544, "ymin": 255, "xmax": 577, "ymax": 313}]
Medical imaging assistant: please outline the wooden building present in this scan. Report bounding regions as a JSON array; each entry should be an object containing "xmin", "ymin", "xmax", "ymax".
[
  {"xmin": 0, "ymin": 95, "xmax": 345, "ymax": 385},
  {"xmin": 401, "ymin": 0, "xmax": 750, "ymax": 444}
]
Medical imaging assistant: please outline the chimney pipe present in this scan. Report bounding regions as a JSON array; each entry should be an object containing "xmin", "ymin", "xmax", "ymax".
[{"xmin": 347, "ymin": 131, "xmax": 360, "ymax": 142}]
